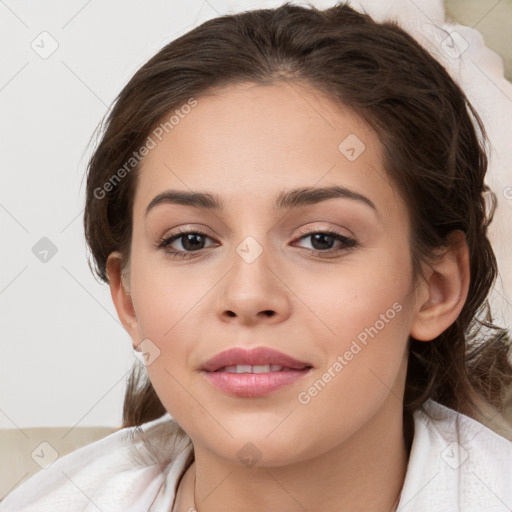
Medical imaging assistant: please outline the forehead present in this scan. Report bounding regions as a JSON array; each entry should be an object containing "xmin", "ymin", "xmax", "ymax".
[{"xmin": 133, "ymin": 81, "xmax": 404, "ymax": 223}]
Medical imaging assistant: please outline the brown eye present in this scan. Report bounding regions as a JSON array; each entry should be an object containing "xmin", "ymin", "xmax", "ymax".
[
  {"xmin": 294, "ymin": 230, "xmax": 358, "ymax": 255},
  {"xmin": 158, "ymin": 230, "xmax": 217, "ymax": 259}
]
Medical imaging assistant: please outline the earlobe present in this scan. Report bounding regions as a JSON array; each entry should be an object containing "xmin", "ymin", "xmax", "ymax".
[
  {"xmin": 106, "ymin": 252, "xmax": 139, "ymax": 337},
  {"xmin": 410, "ymin": 230, "xmax": 470, "ymax": 341}
]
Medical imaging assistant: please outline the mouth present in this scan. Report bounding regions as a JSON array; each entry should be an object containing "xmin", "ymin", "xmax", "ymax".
[
  {"xmin": 200, "ymin": 346, "xmax": 312, "ymax": 372},
  {"xmin": 200, "ymin": 346, "xmax": 313, "ymax": 397},
  {"xmin": 214, "ymin": 364, "xmax": 303, "ymax": 373}
]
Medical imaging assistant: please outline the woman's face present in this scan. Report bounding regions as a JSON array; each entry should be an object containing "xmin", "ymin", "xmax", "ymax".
[{"xmin": 120, "ymin": 81, "xmax": 427, "ymax": 466}]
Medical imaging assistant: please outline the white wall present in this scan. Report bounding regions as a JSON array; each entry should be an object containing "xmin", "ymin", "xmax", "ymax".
[{"xmin": 1, "ymin": 0, "xmax": 511, "ymax": 428}]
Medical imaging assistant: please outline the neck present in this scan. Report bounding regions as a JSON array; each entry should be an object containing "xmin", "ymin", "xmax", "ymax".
[{"xmin": 174, "ymin": 394, "xmax": 408, "ymax": 512}]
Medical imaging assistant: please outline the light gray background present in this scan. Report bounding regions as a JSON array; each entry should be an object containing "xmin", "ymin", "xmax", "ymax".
[{"xmin": 1, "ymin": 0, "xmax": 511, "ymax": 429}]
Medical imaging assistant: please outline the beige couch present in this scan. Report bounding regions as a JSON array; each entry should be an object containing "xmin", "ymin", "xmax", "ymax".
[{"xmin": 0, "ymin": 426, "xmax": 117, "ymax": 500}]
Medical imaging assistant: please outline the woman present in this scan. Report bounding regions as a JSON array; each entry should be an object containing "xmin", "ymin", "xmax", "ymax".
[{"xmin": 2, "ymin": 2, "xmax": 511, "ymax": 511}]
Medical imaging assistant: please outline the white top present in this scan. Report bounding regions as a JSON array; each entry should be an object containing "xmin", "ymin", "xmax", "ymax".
[{"xmin": 1, "ymin": 400, "xmax": 511, "ymax": 511}]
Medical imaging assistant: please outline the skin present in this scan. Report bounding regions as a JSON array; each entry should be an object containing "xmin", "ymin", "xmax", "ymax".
[{"xmin": 107, "ymin": 81, "xmax": 470, "ymax": 511}]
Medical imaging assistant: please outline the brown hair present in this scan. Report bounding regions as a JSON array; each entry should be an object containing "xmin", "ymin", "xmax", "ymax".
[{"xmin": 83, "ymin": 2, "xmax": 512, "ymax": 438}]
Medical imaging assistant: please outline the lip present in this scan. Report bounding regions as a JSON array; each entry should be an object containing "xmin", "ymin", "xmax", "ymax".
[
  {"xmin": 200, "ymin": 346, "xmax": 313, "ymax": 398},
  {"xmin": 200, "ymin": 346, "xmax": 311, "ymax": 372}
]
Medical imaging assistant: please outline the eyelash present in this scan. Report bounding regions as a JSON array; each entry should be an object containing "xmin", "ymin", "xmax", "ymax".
[{"xmin": 157, "ymin": 227, "xmax": 358, "ymax": 260}]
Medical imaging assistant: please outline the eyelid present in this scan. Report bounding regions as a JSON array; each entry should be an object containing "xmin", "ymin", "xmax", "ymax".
[
  {"xmin": 293, "ymin": 223, "xmax": 355, "ymax": 240},
  {"xmin": 157, "ymin": 226, "xmax": 217, "ymax": 247},
  {"xmin": 292, "ymin": 226, "xmax": 358, "ymax": 254}
]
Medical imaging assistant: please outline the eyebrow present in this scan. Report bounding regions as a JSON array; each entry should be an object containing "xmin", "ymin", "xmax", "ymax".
[{"xmin": 145, "ymin": 185, "xmax": 378, "ymax": 217}]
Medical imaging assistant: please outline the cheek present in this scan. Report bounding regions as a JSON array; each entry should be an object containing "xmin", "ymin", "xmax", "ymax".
[
  {"xmin": 130, "ymin": 269, "xmax": 205, "ymax": 425},
  {"xmin": 290, "ymin": 255, "xmax": 413, "ymax": 422},
  {"xmin": 128, "ymin": 255, "xmax": 213, "ymax": 391},
  {"xmin": 129, "ymin": 251, "xmax": 209, "ymax": 339},
  {"xmin": 291, "ymin": 253, "xmax": 411, "ymax": 345},
  {"xmin": 285, "ymin": 268, "xmax": 412, "ymax": 455}
]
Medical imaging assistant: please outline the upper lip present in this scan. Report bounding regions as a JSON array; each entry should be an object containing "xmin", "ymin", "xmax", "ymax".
[{"xmin": 200, "ymin": 347, "xmax": 312, "ymax": 372}]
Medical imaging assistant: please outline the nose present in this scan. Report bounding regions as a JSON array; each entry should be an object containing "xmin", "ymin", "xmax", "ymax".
[{"xmin": 215, "ymin": 242, "xmax": 291, "ymax": 327}]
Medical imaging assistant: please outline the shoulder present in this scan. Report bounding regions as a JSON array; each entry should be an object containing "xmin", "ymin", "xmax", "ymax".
[
  {"xmin": 0, "ymin": 414, "xmax": 193, "ymax": 512},
  {"xmin": 398, "ymin": 399, "xmax": 512, "ymax": 512}
]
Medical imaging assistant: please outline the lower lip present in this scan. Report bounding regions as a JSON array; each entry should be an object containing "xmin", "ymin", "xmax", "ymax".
[{"xmin": 202, "ymin": 369, "xmax": 311, "ymax": 397}]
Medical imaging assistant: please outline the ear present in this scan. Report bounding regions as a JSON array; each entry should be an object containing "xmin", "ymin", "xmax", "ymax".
[
  {"xmin": 106, "ymin": 252, "xmax": 141, "ymax": 344},
  {"xmin": 410, "ymin": 230, "xmax": 470, "ymax": 341}
]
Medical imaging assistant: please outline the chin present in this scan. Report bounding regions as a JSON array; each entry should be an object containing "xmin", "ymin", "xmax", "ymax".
[{"xmin": 193, "ymin": 421, "xmax": 326, "ymax": 469}]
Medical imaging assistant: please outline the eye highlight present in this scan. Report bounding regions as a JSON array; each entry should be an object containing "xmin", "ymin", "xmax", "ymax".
[{"xmin": 157, "ymin": 228, "xmax": 358, "ymax": 260}]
